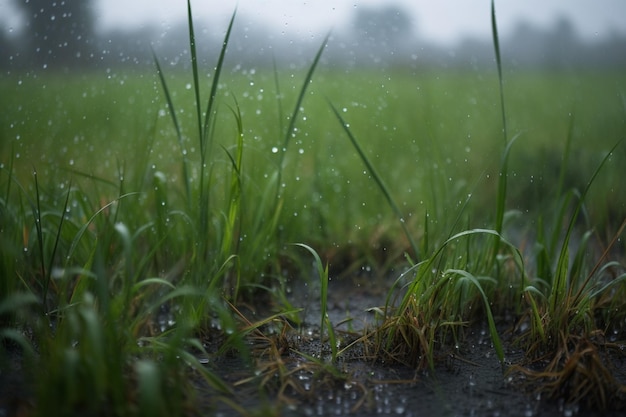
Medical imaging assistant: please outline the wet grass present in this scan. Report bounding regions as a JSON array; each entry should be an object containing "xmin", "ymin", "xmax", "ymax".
[{"xmin": 1, "ymin": 0, "xmax": 626, "ymax": 414}]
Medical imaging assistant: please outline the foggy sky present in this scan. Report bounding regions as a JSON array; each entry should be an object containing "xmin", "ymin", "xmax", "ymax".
[{"xmin": 2, "ymin": 0, "xmax": 626, "ymax": 45}]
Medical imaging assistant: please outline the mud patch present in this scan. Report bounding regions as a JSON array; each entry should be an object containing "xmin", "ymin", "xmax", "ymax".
[{"xmin": 203, "ymin": 272, "xmax": 626, "ymax": 416}]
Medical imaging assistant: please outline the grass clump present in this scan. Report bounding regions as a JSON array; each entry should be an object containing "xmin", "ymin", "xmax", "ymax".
[
  {"xmin": 330, "ymin": 1, "xmax": 626, "ymax": 411},
  {"xmin": 509, "ymin": 146, "xmax": 626, "ymax": 408},
  {"xmin": 1, "ymin": 0, "xmax": 332, "ymax": 414}
]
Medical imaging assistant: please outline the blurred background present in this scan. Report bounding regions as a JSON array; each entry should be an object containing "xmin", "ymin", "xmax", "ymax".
[{"xmin": 1, "ymin": 0, "xmax": 625, "ymax": 72}]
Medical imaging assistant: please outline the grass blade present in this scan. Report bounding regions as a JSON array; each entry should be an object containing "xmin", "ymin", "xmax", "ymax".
[
  {"xmin": 31, "ymin": 169, "xmax": 46, "ymax": 300},
  {"xmin": 151, "ymin": 49, "xmax": 191, "ymax": 205},
  {"xmin": 220, "ymin": 99, "xmax": 244, "ymax": 263},
  {"xmin": 198, "ymin": 9, "xmax": 237, "ymax": 242},
  {"xmin": 186, "ymin": 0, "xmax": 203, "ymax": 149},
  {"xmin": 491, "ymin": 0, "xmax": 507, "ymax": 145},
  {"xmin": 494, "ymin": 132, "xmax": 522, "ymax": 237},
  {"xmin": 550, "ymin": 139, "xmax": 623, "ymax": 306},
  {"xmin": 42, "ymin": 180, "xmax": 72, "ymax": 313},
  {"xmin": 66, "ymin": 193, "xmax": 139, "ymax": 261},
  {"xmin": 293, "ymin": 243, "xmax": 337, "ymax": 360},
  {"xmin": 276, "ymin": 33, "xmax": 329, "ymax": 198},
  {"xmin": 448, "ymin": 268, "xmax": 504, "ymax": 365},
  {"xmin": 330, "ymin": 103, "xmax": 420, "ymax": 259},
  {"xmin": 201, "ymin": 9, "xmax": 237, "ymax": 159},
  {"xmin": 272, "ymin": 55, "xmax": 285, "ymax": 136},
  {"xmin": 281, "ymin": 33, "xmax": 329, "ymax": 153}
]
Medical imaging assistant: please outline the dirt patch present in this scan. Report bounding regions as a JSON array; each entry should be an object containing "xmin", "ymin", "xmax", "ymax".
[
  {"xmin": 2, "ymin": 270, "xmax": 624, "ymax": 416},
  {"xmin": 203, "ymin": 272, "xmax": 626, "ymax": 416}
]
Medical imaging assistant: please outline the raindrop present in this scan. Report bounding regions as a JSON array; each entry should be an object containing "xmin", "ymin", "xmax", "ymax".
[{"xmin": 394, "ymin": 405, "xmax": 405, "ymax": 414}]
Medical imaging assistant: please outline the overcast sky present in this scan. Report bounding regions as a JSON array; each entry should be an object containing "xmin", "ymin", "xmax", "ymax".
[{"xmin": 2, "ymin": 0, "xmax": 625, "ymax": 45}]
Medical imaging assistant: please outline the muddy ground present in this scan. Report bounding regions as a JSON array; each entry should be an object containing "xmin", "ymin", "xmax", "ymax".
[
  {"xmin": 205, "ymin": 271, "xmax": 626, "ymax": 417},
  {"xmin": 2, "ymin": 270, "xmax": 625, "ymax": 416}
]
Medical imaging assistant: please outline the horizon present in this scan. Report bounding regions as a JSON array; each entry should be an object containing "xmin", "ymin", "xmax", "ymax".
[{"xmin": 1, "ymin": 0, "xmax": 626, "ymax": 46}]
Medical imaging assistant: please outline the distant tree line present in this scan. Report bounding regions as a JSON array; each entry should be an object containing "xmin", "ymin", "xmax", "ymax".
[
  {"xmin": 4, "ymin": 0, "xmax": 96, "ymax": 71},
  {"xmin": 2, "ymin": 2, "xmax": 625, "ymax": 72}
]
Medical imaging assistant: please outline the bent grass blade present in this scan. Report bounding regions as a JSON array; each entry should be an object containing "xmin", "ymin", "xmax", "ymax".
[
  {"xmin": 330, "ymin": 103, "xmax": 420, "ymax": 259},
  {"xmin": 293, "ymin": 242, "xmax": 338, "ymax": 361},
  {"xmin": 447, "ymin": 268, "xmax": 504, "ymax": 365}
]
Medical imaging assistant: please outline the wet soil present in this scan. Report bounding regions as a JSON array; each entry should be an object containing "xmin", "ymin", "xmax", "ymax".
[
  {"xmin": 205, "ymin": 271, "xmax": 626, "ymax": 417},
  {"xmin": 2, "ymin": 270, "xmax": 625, "ymax": 416}
]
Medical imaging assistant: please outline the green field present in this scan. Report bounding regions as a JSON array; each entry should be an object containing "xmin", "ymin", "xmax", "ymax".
[
  {"xmin": 2, "ymin": 25, "xmax": 626, "ymax": 415},
  {"xmin": 3, "ymin": 68, "xmax": 624, "ymax": 239}
]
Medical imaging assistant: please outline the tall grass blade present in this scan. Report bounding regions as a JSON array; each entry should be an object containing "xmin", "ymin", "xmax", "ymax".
[
  {"xmin": 576, "ymin": 217, "xmax": 626, "ymax": 303},
  {"xmin": 220, "ymin": 100, "xmax": 244, "ymax": 264},
  {"xmin": 495, "ymin": 132, "xmax": 521, "ymax": 236},
  {"xmin": 276, "ymin": 34, "xmax": 329, "ymax": 198},
  {"xmin": 3, "ymin": 144, "xmax": 14, "ymax": 202},
  {"xmin": 281, "ymin": 33, "xmax": 329, "ymax": 150},
  {"xmin": 31, "ymin": 169, "xmax": 46, "ymax": 301},
  {"xmin": 491, "ymin": 0, "xmax": 507, "ymax": 145},
  {"xmin": 151, "ymin": 50, "xmax": 190, "ymax": 205},
  {"xmin": 490, "ymin": 0, "xmax": 514, "ymax": 265},
  {"xmin": 42, "ymin": 180, "xmax": 72, "ymax": 312},
  {"xmin": 330, "ymin": 103, "xmax": 420, "ymax": 259},
  {"xmin": 186, "ymin": 0, "xmax": 203, "ymax": 149},
  {"xmin": 272, "ymin": 56, "xmax": 285, "ymax": 135},
  {"xmin": 198, "ymin": 9, "xmax": 236, "ymax": 242},
  {"xmin": 201, "ymin": 10, "xmax": 236, "ymax": 157},
  {"xmin": 551, "ymin": 139, "xmax": 624, "ymax": 311}
]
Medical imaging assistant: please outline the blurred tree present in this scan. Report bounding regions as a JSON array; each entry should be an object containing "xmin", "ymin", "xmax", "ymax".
[
  {"xmin": 0, "ymin": 30, "xmax": 18, "ymax": 69},
  {"xmin": 544, "ymin": 16, "xmax": 579, "ymax": 69},
  {"xmin": 353, "ymin": 5, "xmax": 412, "ymax": 45},
  {"xmin": 349, "ymin": 5, "xmax": 414, "ymax": 66},
  {"xmin": 13, "ymin": 0, "xmax": 96, "ymax": 70}
]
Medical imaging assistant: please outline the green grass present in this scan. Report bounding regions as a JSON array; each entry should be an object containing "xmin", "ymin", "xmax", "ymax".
[{"xmin": 1, "ymin": 2, "xmax": 626, "ymax": 414}]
